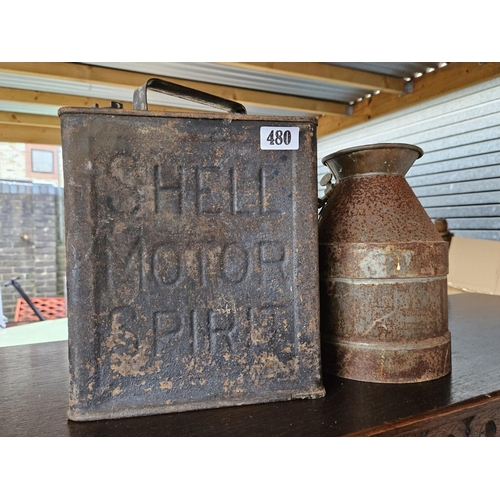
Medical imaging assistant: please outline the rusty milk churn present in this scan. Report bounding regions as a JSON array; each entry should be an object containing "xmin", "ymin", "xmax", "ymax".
[
  {"xmin": 318, "ymin": 143, "xmax": 451, "ymax": 383},
  {"xmin": 59, "ymin": 78, "xmax": 325, "ymax": 421}
]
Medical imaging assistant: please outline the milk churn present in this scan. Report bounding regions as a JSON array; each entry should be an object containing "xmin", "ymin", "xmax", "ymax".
[
  {"xmin": 59, "ymin": 78, "xmax": 325, "ymax": 421},
  {"xmin": 318, "ymin": 143, "xmax": 451, "ymax": 383}
]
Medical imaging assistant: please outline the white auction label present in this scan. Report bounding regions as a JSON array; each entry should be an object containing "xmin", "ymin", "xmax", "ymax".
[{"xmin": 260, "ymin": 127, "xmax": 300, "ymax": 150}]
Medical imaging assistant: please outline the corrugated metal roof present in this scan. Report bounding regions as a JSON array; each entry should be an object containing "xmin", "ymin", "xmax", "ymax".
[
  {"xmin": 332, "ymin": 62, "xmax": 443, "ymax": 78},
  {"xmin": 89, "ymin": 61, "xmax": 443, "ymax": 102},
  {"xmin": 87, "ymin": 61, "xmax": 371, "ymax": 102},
  {"xmin": 0, "ymin": 62, "xmax": 445, "ymax": 118}
]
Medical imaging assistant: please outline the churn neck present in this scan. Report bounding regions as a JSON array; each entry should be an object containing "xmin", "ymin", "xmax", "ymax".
[{"xmin": 322, "ymin": 143, "xmax": 424, "ymax": 181}]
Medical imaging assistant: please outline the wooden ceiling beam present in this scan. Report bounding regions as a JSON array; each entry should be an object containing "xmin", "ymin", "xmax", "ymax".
[
  {"xmin": 317, "ymin": 62, "xmax": 500, "ymax": 137},
  {"xmin": 0, "ymin": 86, "xmax": 213, "ymax": 114},
  {"xmin": 0, "ymin": 62, "xmax": 347, "ymax": 116},
  {"xmin": 0, "ymin": 110, "xmax": 60, "ymax": 128},
  {"xmin": 218, "ymin": 62, "xmax": 405, "ymax": 94},
  {"xmin": 0, "ymin": 111, "xmax": 61, "ymax": 144},
  {"xmin": 0, "ymin": 125, "xmax": 61, "ymax": 145},
  {"xmin": 0, "ymin": 87, "xmax": 105, "ymax": 109}
]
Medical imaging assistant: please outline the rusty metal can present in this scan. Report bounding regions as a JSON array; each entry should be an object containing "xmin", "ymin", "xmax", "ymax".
[
  {"xmin": 318, "ymin": 143, "xmax": 451, "ymax": 383},
  {"xmin": 59, "ymin": 78, "xmax": 325, "ymax": 421}
]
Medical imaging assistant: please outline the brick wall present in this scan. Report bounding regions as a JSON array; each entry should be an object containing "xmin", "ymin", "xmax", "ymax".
[{"xmin": 0, "ymin": 182, "xmax": 64, "ymax": 321}]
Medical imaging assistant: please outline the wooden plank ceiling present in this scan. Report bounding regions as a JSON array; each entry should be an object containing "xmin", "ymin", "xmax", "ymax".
[{"xmin": 1, "ymin": 62, "xmax": 500, "ymax": 145}]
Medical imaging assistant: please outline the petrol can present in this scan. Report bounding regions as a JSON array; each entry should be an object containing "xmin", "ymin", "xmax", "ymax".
[{"xmin": 60, "ymin": 78, "xmax": 325, "ymax": 421}]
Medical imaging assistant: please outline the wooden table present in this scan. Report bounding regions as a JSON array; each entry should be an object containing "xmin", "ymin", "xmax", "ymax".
[{"xmin": 1, "ymin": 293, "xmax": 499, "ymax": 437}]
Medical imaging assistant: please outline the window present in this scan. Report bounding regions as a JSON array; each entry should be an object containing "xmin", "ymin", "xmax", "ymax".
[
  {"xmin": 25, "ymin": 144, "xmax": 61, "ymax": 182},
  {"xmin": 31, "ymin": 149, "xmax": 54, "ymax": 173}
]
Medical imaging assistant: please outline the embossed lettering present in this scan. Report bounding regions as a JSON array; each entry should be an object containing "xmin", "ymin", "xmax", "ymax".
[
  {"xmin": 109, "ymin": 155, "xmax": 143, "ymax": 216},
  {"xmin": 103, "ymin": 306, "xmax": 152, "ymax": 377},
  {"xmin": 106, "ymin": 240, "xmax": 289, "ymax": 292},
  {"xmin": 107, "ymin": 235, "xmax": 145, "ymax": 289},
  {"xmin": 155, "ymin": 164, "xmax": 183, "ymax": 214},
  {"xmin": 154, "ymin": 311, "xmax": 184, "ymax": 353},
  {"xmin": 191, "ymin": 309, "xmax": 205, "ymax": 355},
  {"xmin": 108, "ymin": 306, "xmax": 139, "ymax": 353},
  {"xmin": 221, "ymin": 243, "xmax": 249, "ymax": 283},
  {"xmin": 209, "ymin": 309, "xmax": 236, "ymax": 355},
  {"xmin": 260, "ymin": 241, "xmax": 286, "ymax": 282},
  {"xmin": 160, "ymin": 305, "xmax": 294, "ymax": 357},
  {"xmin": 250, "ymin": 304, "xmax": 288, "ymax": 344},
  {"xmin": 230, "ymin": 167, "xmax": 251, "ymax": 215},
  {"xmin": 151, "ymin": 164, "xmax": 288, "ymax": 217},
  {"xmin": 153, "ymin": 245, "xmax": 181, "ymax": 285},
  {"xmin": 196, "ymin": 167, "xmax": 231, "ymax": 214}
]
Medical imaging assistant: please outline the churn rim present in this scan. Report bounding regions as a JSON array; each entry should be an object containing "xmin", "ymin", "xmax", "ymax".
[{"xmin": 321, "ymin": 142, "xmax": 424, "ymax": 165}]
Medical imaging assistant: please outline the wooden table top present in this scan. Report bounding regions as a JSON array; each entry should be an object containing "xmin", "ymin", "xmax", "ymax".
[{"xmin": 1, "ymin": 293, "xmax": 499, "ymax": 436}]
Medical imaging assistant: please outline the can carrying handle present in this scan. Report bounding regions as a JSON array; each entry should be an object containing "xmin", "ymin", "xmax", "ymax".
[{"xmin": 133, "ymin": 78, "xmax": 247, "ymax": 114}]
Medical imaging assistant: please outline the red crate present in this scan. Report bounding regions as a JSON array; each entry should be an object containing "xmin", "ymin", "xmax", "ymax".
[{"xmin": 14, "ymin": 297, "xmax": 66, "ymax": 322}]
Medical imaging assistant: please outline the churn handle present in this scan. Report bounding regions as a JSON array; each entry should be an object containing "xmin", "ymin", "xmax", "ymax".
[{"xmin": 133, "ymin": 78, "xmax": 247, "ymax": 114}]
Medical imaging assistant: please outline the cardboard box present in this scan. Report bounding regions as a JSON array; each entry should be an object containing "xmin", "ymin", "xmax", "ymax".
[{"xmin": 448, "ymin": 237, "xmax": 500, "ymax": 295}]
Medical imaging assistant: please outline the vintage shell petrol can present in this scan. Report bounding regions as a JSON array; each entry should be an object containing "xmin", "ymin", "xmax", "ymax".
[
  {"xmin": 318, "ymin": 143, "xmax": 451, "ymax": 383},
  {"xmin": 59, "ymin": 78, "xmax": 325, "ymax": 421}
]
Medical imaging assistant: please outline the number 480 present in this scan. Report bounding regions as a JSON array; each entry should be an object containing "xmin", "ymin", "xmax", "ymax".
[{"xmin": 266, "ymin": 129, "xmax": 292, "ymax": 146}]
